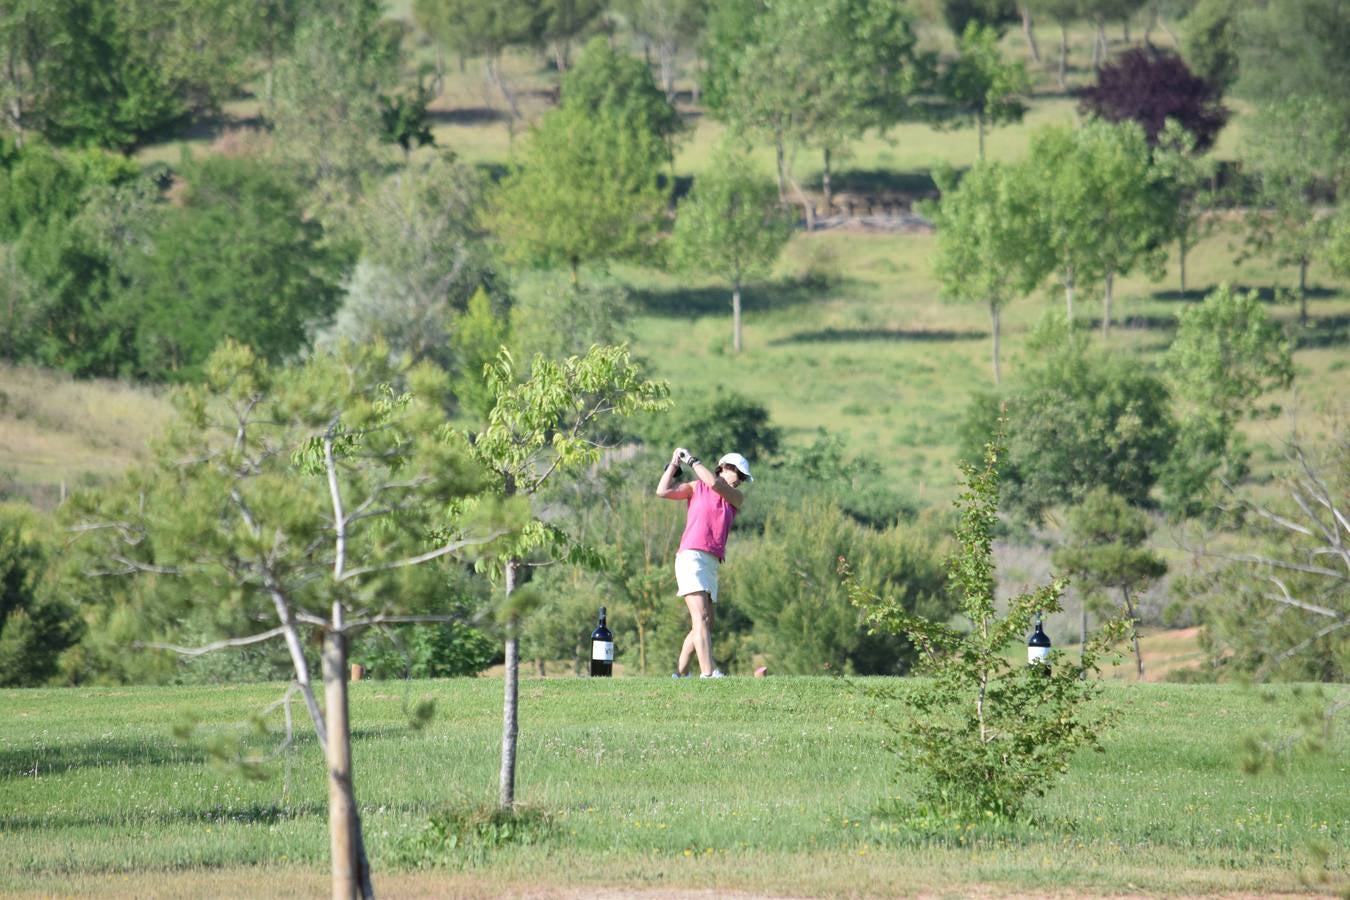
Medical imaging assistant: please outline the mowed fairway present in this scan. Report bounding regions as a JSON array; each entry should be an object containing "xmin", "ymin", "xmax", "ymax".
[{"xmin": 2, "ymin": 678, "xmax": 1346, "ymax": 897}]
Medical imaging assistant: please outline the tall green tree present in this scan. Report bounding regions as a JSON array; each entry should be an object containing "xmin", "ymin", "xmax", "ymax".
[
  {"xmin": 467, "ymin": 345, "xmax": 668, "ymax": 809},
  {"xmin": 704, "ymin": 0, "xmax": 922, "ymax": 209},
  {"xmin": 1028, "ymin": 119, "xmax": 1174, "ymax": 334},
  {"xmin": 1053, "ymin": 487, "xmax": 1166, "ymax": 679},
  {"xmin": 412, "ymin": 0, "xmax": 546, "ymax": 122},
  {"xmin": 64, "ymin": 340, "xmax": 518, "ymax": 898},
  {"xmin": 0, "ymin": 503, "xmax": 83, "ymax": 686},
  {"xmin": 1150, "ymin": 118, "xmax": 1218, "ymax": 295},
  {"xmin": 842, "ymin": 435, "xmax": 1127, "ymax": 818},
  {"xmin": 121, "ymin": 156, "xmax": 350, "ymax": 382},
  {"xmin": 269, "ymin": 1, "xmax": 401, "ymax": 208},
  {"xmin": 962, "ymin": 316, "xmax": 1177, "ymax": 520},
  {"xmin": 618, "ymin": 0, "xmax": 709, "ymax": 101},
  {"xmin": 559, "ymin": 37, "xmax": 685, "ymax": 175},
  {"xmin": 319, "ymin": 155, "xmax": 491, "ymax": 369},
  {"xmin": 539, "ymin": 0, "xmax": 606, "ymax": 72},
  {"xmin": 488, "ymin": 101, "xmax": 668, "ymax": 282},
  {"xmin": 1233, "ymin": 0, "xmax": 1350, "ymax": 324},
  {"xmin": 1158, "ymin": 284, "xmax": 1292, "ymax": 519},
  {"xmin": 0, "ymin": 142, "xmax": 143, "ymax": 375},
  {"xmin": 923, "ymin": 22, "xmax": 1030, "ymax": 160},
  {"xmin": 927, "ymin": 160, "xmax": 1048, "ymax": 384},
  {"xmin": 3, "ymin": 0, "xmax": 251, "ymax": 150},
  {"xmin": 670, "ymin": 140, "xmax": 793, "ymax": 353},
  {"xmin": 1239, "ymin": 98, "xmax": 1347, "ymax": 325}
]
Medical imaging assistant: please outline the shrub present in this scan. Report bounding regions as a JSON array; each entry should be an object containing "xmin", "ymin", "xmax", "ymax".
[{"xmin": 841, "ymin": 437, "xmax": 1127, "ymax": 818}]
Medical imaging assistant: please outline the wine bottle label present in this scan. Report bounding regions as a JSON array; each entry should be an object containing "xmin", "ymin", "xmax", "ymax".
[
  {"xmin": 1028, "ymin": 646, "xmax": 1050, "ymax": 664},
  {"xmin": 592, "ymin": 640, "xmax": 614, "ymax": 662}
]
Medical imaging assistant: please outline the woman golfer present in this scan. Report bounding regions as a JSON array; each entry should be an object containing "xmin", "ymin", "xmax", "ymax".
[{"xmin": 655, "ymin": 447, "xmax": 751, "ymax": 679}]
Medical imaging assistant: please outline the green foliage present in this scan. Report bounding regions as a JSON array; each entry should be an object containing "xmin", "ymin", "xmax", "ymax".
[
  {"xmin": 1166, "ymin": 284, "xmax": 1293, "ymax": 419},
  {"xmin": 1235, "ymin": 0, "xmax": 1350, "ymax": 122},
  {"xmin": 922, "ymin": 22, "xmax": 1030, "ymax": 158},
  {"xmin": 670, "ymin": 139, "xmax": 793, "ymax": 350},
  {"xmin": 450, "ymin": 286, "xmax": 512, "ymax": 423},
  {"xmin": 842, "ymin": 437, "xmax": 1128, "ymax": 818},
  {"xmin": 751, "ymin": 431, "xmax": 917, "ymax": 530},
  {"xmin": 560, "ymin": 37, "xmax": 684, "ymax": 159},
  {"xmin": 1, "ymin": 0, "xmax": 251, "ymax": 150},
  {"xmin": 413, "ymin": 0, "xmax": 546, "ymax": 57},
  {"xmin": 355, "ymin": 621, "xmax": 498, "ymax": 679},
  {"xmin": 378, "ymin": 85, "xmax": 436, "ymax": 155},
  {"xmin": 269, "ymin": 1, "xmax": 401, "ymax": 206},
  {"xmin": 1180, "ymin": 0, "xmax": 1240, "ymax": 88},
  {"xmin": 1027, "ymin": 119, "xmax": 1174, "ymax": 320},
  {"xmin": 963, "ymin": 316, "xmax": 1177, "ymax": 520},
  {"xmin": 731, "ymin": 498, "xmax": 950, "ymax": 675},
  {"xmin": 319, "ymin": 155, "xmax": 491, "ymax": 369},
  {"xmin": 940, "ymin": 0, "xmax": 1019, "ymax": 36},
  {"xmin": 636, "ymin": 388, "xmax": 780, "ymax": 468},
  {"xmin": 393, "ymin": 803, "xmax": 554, "ymax": 869},
  {"xmin": 120, "ymin": 156, "xmax": 350, "ymax": 382},
  {"xmin": 488, "ymin": 100, "xmax": 668, "ymax": 278},
  {"xmin": 0, "ymin": 142, "xmax": 143, "ymax": 374},
  {"xmin": 1159, "ymin": 284, "xmax": 1292, "ymax": 518},
  {"xmin": 507, "ymin": 273, "xmax": 634, "ymax": 366},
  {"xmin": 58, "ymin": 340, "xmax": 512, "ymax": 686},
  {"xmin": 926, "ymin": 159, "xmax": 1044, "ymax": 382},
  {"xmin": 0, "ymin": 503, "xmax": 82, "ymax": 686}
]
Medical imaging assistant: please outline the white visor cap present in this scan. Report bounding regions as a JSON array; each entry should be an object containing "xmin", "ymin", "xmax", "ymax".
[{"xmin": 717, "ymin": 452, "xmax": 753, "ymax": 482}]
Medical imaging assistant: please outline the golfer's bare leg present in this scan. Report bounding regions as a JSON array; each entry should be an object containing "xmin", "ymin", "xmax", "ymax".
[
  {"xmin": 683, "ymin": 592, "xmax": 716, "ymax": 676},
  {"xmin": 677, "ymin": 628, "xmax": 696, "ymax": 676}
]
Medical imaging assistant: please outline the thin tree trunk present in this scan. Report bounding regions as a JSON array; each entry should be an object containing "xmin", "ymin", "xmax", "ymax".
[
  {"xmin": 536, "ymin": 657, "xmax": 545, "ymax": 676},
  {"xmin": 637, "ymin": 619, "xmax": 647, "ymax": 675},
  {"xmin": 1064, "ymin": 266, "xmax": 1075, "ymax": 321},
  {"xmin": 485, "ymin": 56, "xmax": 521, "ymax": 122},
  {"xmin": 774, "ymin": 136, "xmax": 787, "ymax": 200},
  {"xmin": 1102, "ymin": 271, "xmax": 1114, "ymax": 339},
  {"xmin": 322, "ymin": 621, "xmax": 373, "ymax": 899},
  {"xmin": 732, "ymin": 277, "xmax": 743, "ymax": 353},
  {"xmin": 1122, "ymin": 586, "xmax": 1143, "ymax": 680},
  {"xmin": 1092, "ymin": 21, "xmax": 1106, "ymax": 70},
  {"xmin": 1298, "ymin": 259, "xmax": 1309, "ymax": 324},
  {"xmin": 1021, "ymin": 6, "xmax": 1041, "ymax": 62},
  {"xmin": 822, "ymin": 147, "xmax": 832, "ymax": 212},
  {"xmin": 1057, "ymin": 25, "xmax": 1068, "ymax": 91},
  {"xmin": 499, "ymin": 560, "xmax": 521, "ymax": 809},
  {"xmin": 659, "ymin": 41, "xmax": 677, "ymax": 102},
  {"xmin": 1178, "ymin": 227, "xmax": 1188, "ymax": 294},
  {"xmin": 989, "ymin": 301, "xmax": 1001, "ymax": 385},
  {"xmin": 977, "ymin": 112, "xmax": 986, "ymax": 161}
]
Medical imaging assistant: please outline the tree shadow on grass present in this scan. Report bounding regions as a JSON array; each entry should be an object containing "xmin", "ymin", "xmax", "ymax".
[
  {"xmin": 770, "ymin": 326, "xmax": 984, "ymax": 345},
  {"xmin": 802, "ymin": 169, "xmax": 939, "ymax": 201},
  {"xmin": 427, "ymin": 107, "xmax": 509, "ymax": 126},
  {"xmin": 630, "ymin": 276, "xmax": 847, "ymax": 318},
  {"xmin": 1151, "ymin": 285, "xmax": 1339, "ymax": 304},
  {"xmin": 1293, "ymin": 314, "xmax": 1350, "ymax": 349}
]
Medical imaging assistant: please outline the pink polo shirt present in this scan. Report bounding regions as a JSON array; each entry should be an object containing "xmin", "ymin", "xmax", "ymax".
[{"xmin": 678, "ymin": 481, "xmax": 736, "ymax": 562}]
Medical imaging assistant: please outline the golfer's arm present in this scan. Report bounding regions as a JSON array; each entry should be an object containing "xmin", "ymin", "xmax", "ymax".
[
  {"xmin": 694, "ymin": 460, "xmax": 743, "ymax": 509},
  {"xmin": 655, "ymin": 464, "xmax": 692, "ymax": 499}
]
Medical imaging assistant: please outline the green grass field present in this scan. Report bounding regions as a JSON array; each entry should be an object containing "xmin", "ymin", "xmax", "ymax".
[{"xmin": 1, "ymin": 678, "xmax": 1346, "ymax": 897}]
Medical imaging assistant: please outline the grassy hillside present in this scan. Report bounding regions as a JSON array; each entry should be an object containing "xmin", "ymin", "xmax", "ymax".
[{"xmin": 1, "ymin": 678, "xmax": 1345, "ymax": 896}]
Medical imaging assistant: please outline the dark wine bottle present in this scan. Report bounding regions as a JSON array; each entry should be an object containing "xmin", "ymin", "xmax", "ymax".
[
  {"xmin": 1027, "ymin": 615, "xmax": 1052, "ymax": 672},
  {"xmin": 590, "ymin": 606, "xmax": 614, "ymax": 677}
]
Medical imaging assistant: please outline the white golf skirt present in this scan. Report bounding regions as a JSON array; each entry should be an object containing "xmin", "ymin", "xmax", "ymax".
[{"xmin": 674, "ymin": 549, "xmax": 720, "ymax": 603}]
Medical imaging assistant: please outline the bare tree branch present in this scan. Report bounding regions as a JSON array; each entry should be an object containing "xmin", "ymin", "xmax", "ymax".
[
  {"xmin": 340, "ymin": 613, "xmax": 465, "ymax": 631},
  {"xmin": 338, "ymin": 530, "xmax": 507, "ymax": 582},
  {"xmin": 1256, "ymin": 618, "xmax": 1350, "ymax": 681},
  {"xmin": 137, "ymin": 626, "xmax": 288, "ymax": 657},
  {"xmin": 1262, "ymin": 575, "xmax": 1343, "ymax": 619}
]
